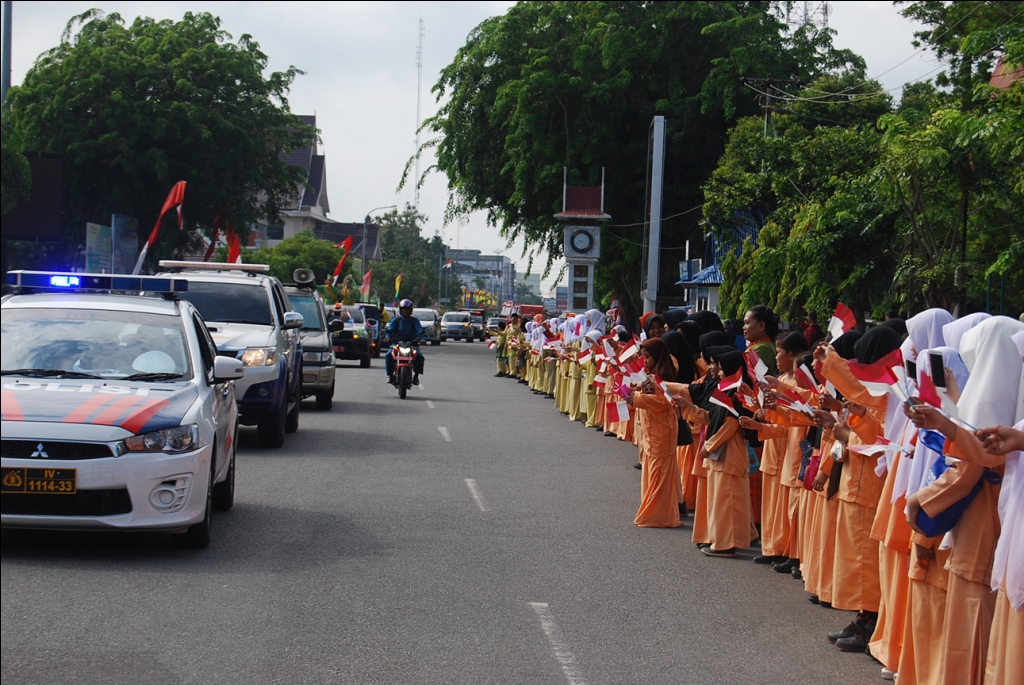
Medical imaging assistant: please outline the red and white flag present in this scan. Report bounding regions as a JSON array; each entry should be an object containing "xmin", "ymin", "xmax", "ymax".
[
  {"xmin": 358, "ymin": 269, "xmax": 372, "ymax": 297},
  {"xmin": 578, "ymin": 350, "xmax": 592, "ymax": 365},
  {"xmin": 487, "ymin": 339, "xmax": 496, "ymax": 350},
  {"xmin": 917, "ymin": 370, "xmax": 942, "ymax": 408},
  {"xmin": 718, "ymin": 368, "xmax": 743, "ymax": 392},
  {"xmin": 618, "ymin": 342, "xmax": 639, "ymax": 363},
  {"xmin": 847, "ymin": 348, "xmax": 907, "ymax": 400},
  {"xmin": 709, "ymin": 387, "xmax": 739, "ymax": 416},
  {"xmin": 132, "ymin": 181, "xmax": 186, "ymax": 274},
  {"xmin": 654, "ymin": 375, "xmax": 675, "ymax": 400},
  {"xmin": 828, "ymin": 302, "xmax": 857, "ymax": 341},
  {"xmin": 605, "ymin": 401, "xmax": 629, "ymax": 423},
  {"xmin": 226, "ymin": 228, "xmax": 242, "ymax": 264},
  {"xmin": 592, "ymin": 374, "xmax": 608, "ymax": 388},
  {"xmin": 744, "ymin": 348, "xmax": 769, "ymax": 383},
  {"xmin": 794, "ymin": 363, "xmax": 818, "ymax": 392},
  {"xmin": 202, "ymin": 228, "xmax": 220, "ymax": 262},
  {"xmin": 847, "ymin": 439, "xmax": 910, "ymax": 457}
]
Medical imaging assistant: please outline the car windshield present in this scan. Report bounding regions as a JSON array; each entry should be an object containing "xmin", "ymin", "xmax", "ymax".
[
  {"xmin": 2, "ymin": 308, "xmax": 192, "ymax": 380},
  {"xmin": 288, "ymin": 295, "xmax": 324, "ymax": 332},
  {"xmin": 343, "ymin": 306, "xmax": 365, "ymax": 323},
  {"xmin": 413, "ymin": 309, "xmax": 436, "ymax": 323},
  {"xmin": 176, "ymin": 281, "xmax": 273, "ymax": 325},
  {"xmin": 471, "ymin": 315, "xmax": 483, "ymax": 325},
  {"xmin": 443, "ymin": 313, "xmax": 469, "ymax": 323}
]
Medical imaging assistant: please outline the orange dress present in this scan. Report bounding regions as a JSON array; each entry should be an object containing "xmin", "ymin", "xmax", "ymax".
[
  {"xmin": 917, "ymin": 430, "xmax": 1004, "ymax": 685},
  {"xmin": 755, "ymin": 420, "xmax": 791, "ymax": 557},
  {"xmin": 898, "ymin": 531, "xmax": 950, "ymax": 685},
  {"xmin": 805, "ymin": 442, "xmax": 840, "ymax": 604},
  {"xmin": 633, "ymin": 391, "xmax": 682, "ymax": 528},
  {"xmin": 820, "ymin": 354, "xmax": 886, "ymax": 613}
]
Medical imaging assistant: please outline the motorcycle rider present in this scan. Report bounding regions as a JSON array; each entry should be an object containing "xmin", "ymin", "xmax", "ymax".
[{"xmin": 385, "ymin": 299, "xmax": 425, "ymax": 385}]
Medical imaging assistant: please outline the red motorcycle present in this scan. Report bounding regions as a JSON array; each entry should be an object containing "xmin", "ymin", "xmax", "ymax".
[{"xmin": 390, "ymin": 340, "xmax": 419, "ymax": 399}]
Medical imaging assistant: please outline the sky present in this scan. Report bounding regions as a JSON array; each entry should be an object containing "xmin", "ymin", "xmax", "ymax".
[{"xmin": 3, "ymin": 1, "xmax": 931, "ymax": 296}]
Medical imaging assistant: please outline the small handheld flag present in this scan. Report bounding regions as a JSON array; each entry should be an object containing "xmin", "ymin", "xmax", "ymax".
[
  {"xmin": 828, "ymin": 303, "xmax": 857, "ymax": 341},
  {"xmin": 709, "ymin": 387, "xmax": 739, "ymax": 416},
  {"xmin": 605, "ymin": 401, "xmax": 629, "ymax": 423}
]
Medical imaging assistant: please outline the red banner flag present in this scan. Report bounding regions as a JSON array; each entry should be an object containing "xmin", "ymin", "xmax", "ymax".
[
  {"xmin": 331, "ymin": 237, "xmax": 354, "ymax": 286},
  {"xmin": 132, "ymin": 181, "xmax": 187, "ymax": 274},
  {"xmin": 226, "ymin": 229, "xmax": 242, "ymax": 264},
  {"xmin": 358, "ymin": 269, "xmax": 372, "ymax": 297}
]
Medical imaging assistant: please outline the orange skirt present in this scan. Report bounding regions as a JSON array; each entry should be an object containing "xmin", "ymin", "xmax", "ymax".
[
  {"xmin": 706, "ymin": 468, "xmax": 753, "ymax": 551},
  {"xmin": 831, "ymin": 499, "xmax": 881, "ymax": 612},
  {"xmin": 807, "ymin": 492, "xmax": 838, "ymax": 603},
  {"xmin": 677, "ymin": 442, "xmax": 699, "ymax": 509},
  {"xmin": 635, "ymin": 443, "xmax": 683, "ymax": 528},
  {"xmin": 938, "ymin": 573, "xmax": 996, "ymax": 685},
  {"xmin": 898, "ymin": 578, "xmax": 946, "ymax": 685},
  {"xmin": 760, "ymin": 471, "xmax": 791, "ymax": 558},
  {"xmin": 691, "ymin": 473, "xmax": 710, "ymax": 545},
  {"xmin": 867, "ymin": 545, "xmax": 910, "ymax": 671},
  {"xmin": 985, "ymin": 586, "xmax": 1024, "ymax": 685}
]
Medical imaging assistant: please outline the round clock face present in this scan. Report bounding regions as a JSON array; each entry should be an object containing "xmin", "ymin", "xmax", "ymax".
[{"xmin": 570, "ymin": 230, "xmax": 593, "ymax": 253}]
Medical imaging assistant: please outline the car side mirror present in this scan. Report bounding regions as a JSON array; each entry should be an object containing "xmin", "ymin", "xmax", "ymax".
[
  {"xmin": 213, "ymin": 355, "xmax": 245, "ymax": 382},
  {"xmin": 283, "ymin": 311, "xmax": 304, "ymax": 329},
  {"xmin": 328, "ymin": 319, "xmax": 346, "ymax": 332}
]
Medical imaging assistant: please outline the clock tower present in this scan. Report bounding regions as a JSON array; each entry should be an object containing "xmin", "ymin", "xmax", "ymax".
[{"xmin": 554, "ymin": 168, "xmax": 610, "ymax": 312}]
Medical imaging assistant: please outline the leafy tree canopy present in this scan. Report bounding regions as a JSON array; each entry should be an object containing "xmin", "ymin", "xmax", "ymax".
[
  {"xmin": 5, "ymin": 9, "xmax": 314, "ymax": 269},
  {"xmin": 411, "ymin": 1, "xmax": 862, "ymax": 321}
]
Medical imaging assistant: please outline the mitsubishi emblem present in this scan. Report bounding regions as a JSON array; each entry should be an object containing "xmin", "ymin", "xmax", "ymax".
[{"xmin": 30, "ymin": 443, "xmax": 49, "ymax": 458}]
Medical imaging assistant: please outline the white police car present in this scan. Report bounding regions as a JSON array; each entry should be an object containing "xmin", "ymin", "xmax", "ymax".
[{"xmin": 1, "ymin": 271, "xmax": 244, "ymax": 548}]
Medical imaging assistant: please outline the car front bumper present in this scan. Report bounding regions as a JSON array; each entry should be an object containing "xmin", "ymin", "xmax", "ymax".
[
  {"xmin": 1, "ymin": 445, "xmax": 213, "ymax": 531},
  {"xmin": 332, "ymin": 333, "xmax": 371, "ymax": 359},
  {"xmin": 302, "ymin": 362, "xmax": 335, "ymax": 396}
]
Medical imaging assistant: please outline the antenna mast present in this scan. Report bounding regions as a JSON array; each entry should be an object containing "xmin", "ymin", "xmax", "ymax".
[{"xmin": 414, "ymin": 18, "xmax": 424, "ymax": 211}]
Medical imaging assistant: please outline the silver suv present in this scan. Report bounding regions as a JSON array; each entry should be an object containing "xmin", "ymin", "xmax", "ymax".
[{"xmin": 158, "ymin": 262, "xmax": 303, "ymax": 447}]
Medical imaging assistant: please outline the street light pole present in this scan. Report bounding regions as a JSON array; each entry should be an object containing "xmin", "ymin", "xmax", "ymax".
[{"xmin": 361, "ymin": 205, "xmax": 397, "ymax": 279}]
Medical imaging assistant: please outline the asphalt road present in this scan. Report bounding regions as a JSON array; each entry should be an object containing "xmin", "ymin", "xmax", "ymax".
[{"xmin": 2, "ymin": 341, "xmax": 882, "ymax": 684}]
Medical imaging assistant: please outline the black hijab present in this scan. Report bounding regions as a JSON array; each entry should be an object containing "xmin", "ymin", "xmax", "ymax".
[
  {"xmin": 691, "ymin": 310, "xmax": 725, "ymax": 334},
  {"xmin": 661, "ymin": 331, "xmax": 696, "ymax": 383},
  {"xmin": 680, "ymin": 320, "xmax": 704, "ymax": 361},
  {"xmin": 699, "ymin": 331, "xmax": 730, "ymax": 365},
  {"xmin": 878, "ymin": 318, "xmax": 908, "ymax": 340},
  {"xmin": 854, "ymin": 326, "xmax": 902, "ymax": 365},
  {"xmin": 833, "ymin": 330, "xmax": 862, "ymax": 361},
  {"xmin": 662, "ymin": 309, "xmax": 688, "ymax": 331}
]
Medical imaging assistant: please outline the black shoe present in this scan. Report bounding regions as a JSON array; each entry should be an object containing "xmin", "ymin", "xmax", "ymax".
[
  {"xmin": 835, "ymin": 624, "xmax": 873, "ymax": 652},
  {"xmin": 828, "ymin": 616, "xmax": 867, "ymax": 644},
  {"xmin": 791, "ymin": 566, "xmax": 803, "ymax": 580},
  {"xmin": 678, "ymin": 503, "xmax": 689, "ymax": 519},
  {"xmin": 808, "ymin": 595, "xmax": 820, "ymax": 605},
  {"xmin": 819, "ymin": 601, "xmax": 832, "ymax": 609},
  {"xmin": 387, "ymin": 375, "xmax": 397, "ymax": 385},
  {"xmin": 633, "ymin": 462, "xmax": 642, "ymax": 470},
  {"xmin": 753, "ymin": 555, "xmax": 784, "ymax": 565},
  {"xmin": 772, "ymin": 558, "xmax": 798, "ymax": 573},
  {"xmin": 413, "ymin": 373, "xmax": 420, "ymax": 386},
  {"xmin": 494, "ymin": 372, "xmax": 505, "ymax": 377},
  {"xmin": 701, "ymin": 546, "xmax": 737, "ymax": 558}
]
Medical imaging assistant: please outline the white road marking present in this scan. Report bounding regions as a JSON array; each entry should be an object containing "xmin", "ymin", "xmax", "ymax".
[
  {"xmin": 426, "ymin": 400, "xmax": 436, "ymax": 409},
  {"xmin": 464, "ymin": 478, "xmax": 489, "ymax": 512},
  {"xmin": 438, "ymin": 426, "xmax": 452, "ymax": 442},
  {"xmin": 529, "ymin": 603, "xmax": 586, "ymax": 685}
]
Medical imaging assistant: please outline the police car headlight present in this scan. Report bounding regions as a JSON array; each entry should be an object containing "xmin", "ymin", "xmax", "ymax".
[
  {"xmin": 241, "ymin": 347, "xmax": 277, "ymax": 366},
  {"xmin": 125, "ymin": 425, "xmax": 198, "ymax": 453}
]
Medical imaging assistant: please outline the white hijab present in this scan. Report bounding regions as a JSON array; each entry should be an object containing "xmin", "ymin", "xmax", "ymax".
[
  {"xmin": 897, "ymin": 347, "xmax": 970, "ymax": 503},
  {"xmin": 907, "ymin": 308, "xmax": 954, "ymax": 357},
  {"xmin": 584, "ymin": 308, "xmax": 606, "ymax": 345},
  {"xmin": 996, "ymin": 330, "xmax": 1024, "ymax": 607},
  {"xmin": 942, "ymin": 312, "xmax": 991, "ymax": 352},
  {"xmin": 958, "ymin": 316, "xmax": 1024, "ymax": 429}
]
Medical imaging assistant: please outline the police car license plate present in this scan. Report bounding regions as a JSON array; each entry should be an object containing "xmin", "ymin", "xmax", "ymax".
[{"xmin": 1, "ymin": 467, "xmax": 77, "ymax": 495}]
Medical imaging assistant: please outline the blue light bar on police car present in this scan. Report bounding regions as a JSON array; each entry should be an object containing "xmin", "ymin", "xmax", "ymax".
[{"xmin": 6, "ymin": 271, "xmax": 188, "ymax": 292}]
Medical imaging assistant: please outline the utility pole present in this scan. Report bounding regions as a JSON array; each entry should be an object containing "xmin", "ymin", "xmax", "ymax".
[
  {"xmin": 414, "ymin": 18, "xmax": 424, "ymax": 210},
  {"xmin": 2, "ymin": 1, "xmax": 12, "ymax": 105},
  {"xmin": 643, "ymin": 116, "xmax": 666, "ymax": 314}
]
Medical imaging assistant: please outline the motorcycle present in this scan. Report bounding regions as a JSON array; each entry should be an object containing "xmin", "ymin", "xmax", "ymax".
[{"xmin": 390, "ymin": 340, "xmax": 419, "ymax": 399}]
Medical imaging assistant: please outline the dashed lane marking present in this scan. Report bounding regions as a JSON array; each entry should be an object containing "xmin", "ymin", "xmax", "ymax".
[
  {"xmin": 464, "ymin": 478, "xmax": 489, "ymax": 512},
  {"xmin": 426, "ymin": 400, "xmax": 436, "ymax": 409},
  {"xmin": 438, "ymin": 426, "xmax": 452, "ymax": 442},
  {"xmin": 529, "ymin": 603, "xmax": 586, "ymax": 685}
]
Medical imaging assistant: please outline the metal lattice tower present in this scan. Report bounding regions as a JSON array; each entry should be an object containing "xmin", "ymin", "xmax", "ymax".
[{"xmin": 787, "ymin": 1, "xmax": 830, "ymax": 28}]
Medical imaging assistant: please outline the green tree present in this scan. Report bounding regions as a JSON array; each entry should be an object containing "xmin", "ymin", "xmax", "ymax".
[
  {"xmin": 5, "ymin": 10, "xmax": 313, "ymax": 268},
  {"xmin": 409, "ymin": 1, "xmax": 862, "ymax": 324},
  {"xmin": 373, "ymin": 204, "xmax": 461, "ymax": 306},
  {"xmin": 1, "ymin": 121, "xmax": 32, "ymax": 215},
  {"xmin": 247, "ymin": 230, "xmax": 351, "ymax": 285}
]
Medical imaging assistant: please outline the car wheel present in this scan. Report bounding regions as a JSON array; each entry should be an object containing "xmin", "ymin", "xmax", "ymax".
[
  {"xmin": 360, "ymin": 356, "xmax": 371, "ymax": 369},
  {"xmin": 285, "ymin": 377, "xmax": 300, "ymax": 434},
  {"xmin": 398, "ymin": 366, "xmax": 410, "ymax": 399},
  {"xmin": 212, "ymin": 432, "xmax": 236, "ymax": 512},
  {"xmin": 431, "ymin": 339, "xmax": 440, "ymax": 346},
  {"xmin": 316, "ymin": 380, "xmax": 334, "ymax": 410},
  {"xmin": 179, "ymin": 461, "xmax": 214, "ymax": 548},
  {"xmin": 256, "ymin": 395, "xmax": 286, "ymax": 448},
  {"xmin": 465, "ymin": 336, "xmax": 472, "ymax": 343},
  {"xmin": 440, "ymin": 336, "xmax": 446, "ymax": 343}
]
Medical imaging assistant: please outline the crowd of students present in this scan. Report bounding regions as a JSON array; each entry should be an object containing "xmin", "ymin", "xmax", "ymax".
[{"xmin": 490, "ymin": 305, "xmax": 1023, "ymax": 685}]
